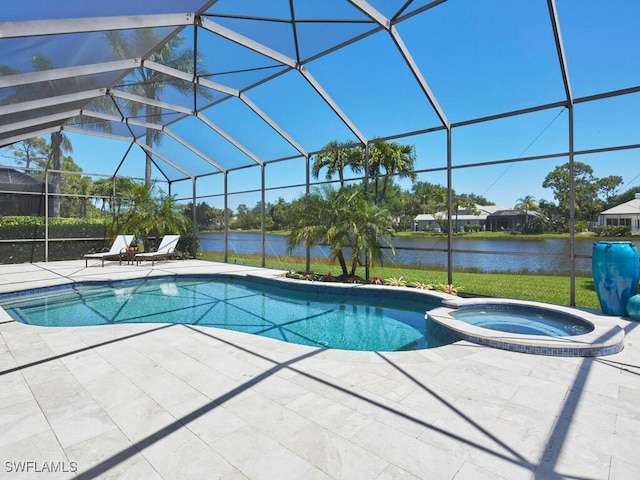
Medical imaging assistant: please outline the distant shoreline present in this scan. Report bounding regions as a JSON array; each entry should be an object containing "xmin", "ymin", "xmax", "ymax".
[{"xmin": 201, "ymin": 229, "xmax": 637, "ymax": 242}]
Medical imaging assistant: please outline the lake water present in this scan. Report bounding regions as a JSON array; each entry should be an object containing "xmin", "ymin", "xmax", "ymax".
[{"xmin": 199, "ymin": 232, "xmax": 600, "ymax": 274}]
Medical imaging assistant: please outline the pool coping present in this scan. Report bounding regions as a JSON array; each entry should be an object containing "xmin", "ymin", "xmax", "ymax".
[
  {"xmin": 427, "ymin": 297, "xmax": 625, "ymax": 357},
  {"xmin": 0, "ymin": 271, "xmax": 456, "ymax": 306}
]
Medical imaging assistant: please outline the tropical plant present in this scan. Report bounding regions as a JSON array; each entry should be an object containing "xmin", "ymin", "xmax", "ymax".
[
  {"xmin": 515, "ymin": 195, "xmax": 539, "ymax": 212},
  {"xmin": 286, "ymin": 186, "xmax": 395, "ymax": 279},
  {"xmin": 437, "ymin": 283, "xmax": 461, "ymax": 295},
  {"xmin": 453, "ymin": 195, "xmax": 480, "ymax": 233},
  {"xmin": 368, "ymin": 140, "xmax": 417, "ymax": 204},
  {"xmin": 311, "ymin": 140, "xmax": 363, "ymax": 188},
  {"xmin": 111, "ymin": 182, "xmax": 190, "ymax": 252},
  {"xmin": 384, "ymin": 276, "xmax": 407, "ymax": 287},
  {"xmin": 515, "ymin": 195, "xmax": 540, "ymax": 231},
  {"xmin": 311, "ymin": 139, "xmax": 417, "ymax": 206},
  {"xmin": 521, "ymin": 214, "xmax": 548, "ymax": 234}
]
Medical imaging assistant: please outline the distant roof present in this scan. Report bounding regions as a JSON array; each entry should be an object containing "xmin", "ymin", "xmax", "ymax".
[
  {"xmin": 487, "ymin": 209, "xmax": 541, "ymax": 217},
  {"xmin": 0, "ymin": 167, "xmax": 46, "ymax": 192},
  {"xmin": 415, "ymin": 214, "xmax": 436, "ymax": 221},
  {"xmin": 478, "ymin": 205, "xmax": 504, "ymax": 215},
  {"xmin": 415, "ymin": 204, "xmax": 505, "ymax": 222},
  {"xmin": 600, "ymin": 198, "xmax": 640, "ymax": 216}
]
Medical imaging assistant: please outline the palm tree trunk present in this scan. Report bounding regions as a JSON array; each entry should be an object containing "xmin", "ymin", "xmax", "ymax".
[
  {"xmin": 145, "ymin": 103, "xmax": 153, "ymax": 186},
  {"xmin": 374, "ymin": 177, "xmax": 379, "ymax": 204},
  {"xmin": 350, "ymin": 253, "xmax": 359, "ymax": 277},
  {"xmin": 380, "ymin": 175, "xmax": 390, "ymax": 204},
  {"xmin": 50, "ymin": 132, "xmax": 62, "ymax": 217},
  {"xmin": 336, "ymin": 250, "xmax": 349, "ymax": 277}
]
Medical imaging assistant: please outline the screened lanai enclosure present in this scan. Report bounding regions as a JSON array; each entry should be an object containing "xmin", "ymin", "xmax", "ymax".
[{"xmin": 1, "ymin": 1, "xmax": 640, "ymax": 306}]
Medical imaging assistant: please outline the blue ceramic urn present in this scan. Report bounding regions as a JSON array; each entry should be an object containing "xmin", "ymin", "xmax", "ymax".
[{"xmin": 592, "ymin": 241, "xmax": 640, "ymax": 315}]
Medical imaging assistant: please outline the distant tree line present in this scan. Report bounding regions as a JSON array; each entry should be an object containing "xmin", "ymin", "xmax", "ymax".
[
  {"xmin": 3, "ymin": 138, "xmax": 637, "ymax": 236},
  {"xmin": 190, "ymin": 158, "xmax": 634, "ymax": 235}
]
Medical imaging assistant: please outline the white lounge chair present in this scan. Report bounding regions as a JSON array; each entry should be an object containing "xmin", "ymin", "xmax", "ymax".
[
  {"xmin": 84, "ymin": 235, "xmax": 134, "ymax": 267},
  {"xmin": 134, "ymin": 235, "xmax": 181, "ymax": 266}
]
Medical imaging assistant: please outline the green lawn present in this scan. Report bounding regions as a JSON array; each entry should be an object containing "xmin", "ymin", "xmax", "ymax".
[{"xmin": 198, "ymin": 252, "xmax": 601, "ymax": 309}]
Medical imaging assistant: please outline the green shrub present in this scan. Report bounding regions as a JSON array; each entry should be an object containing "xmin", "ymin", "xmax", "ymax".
[
  {"xmin": 0, "ymin": 216, "xmax": 108, "ymax": 263},
  {"xmin": 177, "ymin": 229, "xmax": 199, "ymax": 258},
  {"xmin": 574, "ymin": 220, "xmax": 588, "ymax": 233},
  {"xmin": 0, "ymin": 216, "xmax": 106, "ymax": 239},
  {"xmin": 522, "ymin": 216, "xmax": 549, "ymax": 234},
  {"xmin": 592, "ymin": 225, "xmax": 632, "ymax": 237}
]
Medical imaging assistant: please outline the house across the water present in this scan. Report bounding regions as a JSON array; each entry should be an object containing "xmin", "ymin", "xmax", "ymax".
[
  {"xmin": 598, "ymin": 193, "xmax": 640, "ymax": 233},
  {"xmin": 414, "ymin": 204, "xmax": 504, "ymax": 232},
  {"xmin": 486, "ymin": 209, "xmax": 541, "ymax": 232},
  {"xmin": 415, "ymin": 204, "xmax": 543, "ymax": 232}
]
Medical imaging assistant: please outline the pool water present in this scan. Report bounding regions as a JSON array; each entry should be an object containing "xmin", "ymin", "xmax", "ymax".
[
  {"xmin": 1, "ymin": 275, "xmax": 444, "ymax": 352},
  {"xmin": 451, "ymin": 305, "xmax": 594, "ymax": 337}
]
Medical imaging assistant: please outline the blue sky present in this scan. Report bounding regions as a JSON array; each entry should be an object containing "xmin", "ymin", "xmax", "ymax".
[{"xmin": 4, "ymin": 0, "xmax": 640, "ymax": 212}]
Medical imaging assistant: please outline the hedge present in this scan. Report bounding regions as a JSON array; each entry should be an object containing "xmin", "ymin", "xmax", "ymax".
[
  {"xmin": 0, "ymin": 216, "xmax": 109, "ymax": 264},
  {"xmin": 0, "ymin": 216, "xmax": 198, "ymax": 263},
  {"xmin": 592, "ymin": 225, "xmax": 632, "ymax": 237}
]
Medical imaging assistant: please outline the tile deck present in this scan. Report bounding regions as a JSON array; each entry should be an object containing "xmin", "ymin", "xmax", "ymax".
[{"xmin": 0, "ymin": 260, "xmax": 639, "ymax": 479}]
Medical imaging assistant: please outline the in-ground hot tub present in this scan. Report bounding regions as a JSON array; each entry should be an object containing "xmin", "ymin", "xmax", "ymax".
[{"xmin": 427, "ymin": 298, "xmax": 624, "ymax": 357}]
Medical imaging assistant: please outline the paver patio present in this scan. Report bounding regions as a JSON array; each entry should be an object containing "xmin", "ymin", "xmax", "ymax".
[{"xmin": 0, "ymin": 260, "xmax": 638, "ymax": 479}]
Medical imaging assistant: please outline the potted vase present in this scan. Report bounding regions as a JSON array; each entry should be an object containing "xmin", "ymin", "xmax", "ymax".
[{"xmin": 592, "ymin": 241, "xmax": 639, "ymax": 315}]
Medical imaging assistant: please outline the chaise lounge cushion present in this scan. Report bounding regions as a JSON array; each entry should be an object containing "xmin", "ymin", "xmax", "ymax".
[{"xmin": 84, "ymin": 235, "xmax": 134, "ymax": 267}]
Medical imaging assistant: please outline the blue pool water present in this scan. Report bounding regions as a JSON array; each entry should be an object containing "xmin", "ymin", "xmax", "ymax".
[
  {"xmin": 451, "ymin": 305, "xmax": 594, "ymax": 337},
  {"xmin": 0, "ymin": 275, "xmax": 444, "ymax": 352}
]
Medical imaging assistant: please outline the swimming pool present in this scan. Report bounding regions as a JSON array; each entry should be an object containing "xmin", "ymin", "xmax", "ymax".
[{"xmin": 0, "ymin": 275, "xmax": 445, "ymax": 352}]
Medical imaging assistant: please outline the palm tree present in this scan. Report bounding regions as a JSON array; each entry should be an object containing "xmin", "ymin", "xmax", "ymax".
[
  {"xmin": 106, "ymin": 33, "xmax": 210, "ymax": 185},
  {"xmin": 410, "ymin": 181, "xmax": 447, "ymax": 218},
  {"xmin": 286, "ymin": 186, "xmax": 395, "ymax": 279},
  {"xmin": 454, "ymin": 196, "xmax": 481, "ymax": 233},
  {"xmin": 311, "ymin": 140, "xmax": 363, "ymax": 188},
  {"xmin": 348, "ymin": 194, "xmax": 397, "ymax": 276},
  {"xmin": 113, "ymin": 182, "xmax": 189, "ymax": 252},
  {"xmin": 368, "ymin": 140, "xmax": 417, "ymax": 204},
  {"xmin": 450, "ymin": 195, "xmax": 462, "ymax": 234},
  {"xmin": 48, "ymin": 131, "xmax": 73, "ymax": 217},
  {"xmin": 515, "ymin": 195, "xmax": 539, "ymax": 212},
  {"xmin": 515, "ymin": 195, "xmax": 540, "ymax": 230}
]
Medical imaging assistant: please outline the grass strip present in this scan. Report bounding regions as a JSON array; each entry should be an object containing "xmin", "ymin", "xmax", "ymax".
[{"xmin": 198, "ymin": 252, "xmax": 601, "ymax": 309}]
